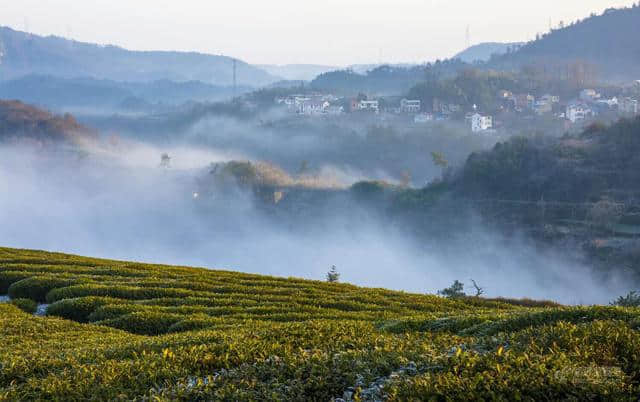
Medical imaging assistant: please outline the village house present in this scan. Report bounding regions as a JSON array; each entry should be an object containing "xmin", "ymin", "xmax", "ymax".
[
  {"xmin": 497, "ymin": 90, "xmax": 513, "ymax": 100},
  {"xmin": 400, "ymin": 99, "xmax": 421, "ymax": 114},
  {"xmin": 513, "ymin": 94, "xmax": 535, "ymax": 111},
  {"xmin": 619, "ymin": 97, "xmax": 639, "ymax": 116},
  {"xmin": 579, "ymin": 89, "xmax": 600, "ymax": 102},
  {"xmin": 471, "ymin": 113, "xmax": 493, "ymax": 132},
  {"xmin": 534, "ymin": 100, "xmax": 553, "ymax": 115},
  {"xmin": 356, "ymin": 100, "xmax": 380, "ymax": 113},
  {"xmin": 566, "ymin": 101, "xmax": 594, "ymax": 123},
  {"xmin": 414, "ymin": 113, "xmax": 433, "ymax": 124}
]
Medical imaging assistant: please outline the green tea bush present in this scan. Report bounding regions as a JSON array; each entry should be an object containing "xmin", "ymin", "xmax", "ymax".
[
  {"xmin": 10, "ymin": 298, "xmax": 37, "ymax": 314},
  {"xmin": 97, "ymin": 312, "xmax": 185, "ymax": 335},
  {"xmin": 8, "ymin": 276, "xmax": 77, "ymax": 302},
  {"xmin": 0, "ymin": 271, "xmax": 34, "ymax": 294},
  {"xmin": 2, "ymin": 246, "xmax": 640, "ymax": 400},
  {"xmin": 46, "ymin": 297, "xmax": 125, "ymax": 322}
]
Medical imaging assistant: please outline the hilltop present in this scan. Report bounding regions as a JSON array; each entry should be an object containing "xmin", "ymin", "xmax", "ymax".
[
  {"xmin": 489, "ymin": 5, "xmax": 640, "ymax": 82},
  {"xmin": 1, "ymin": 246, "xmax": 640, "ymax": 400},
  {"xmin": 0, "ymin": 26, "xmax": 279, "ymax": 87},
  {"xmin": 0, "ymin": 100, "xmax": 97, "ymax": 145},
  {"xmin": 453, "ymin": 42, "xmax": 523, "ymax": 63}
]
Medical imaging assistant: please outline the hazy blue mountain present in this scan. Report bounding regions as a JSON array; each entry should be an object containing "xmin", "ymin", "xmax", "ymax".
[
  {"xmin": 257, "ymin": 64, "xmax": 338, "ymax": 81},
  {"xmin": 453, "ymin": 42, "xmax": 523, "ymax": 63},
  {"xmin": 0, "ymin": 75, "xmax": 252, "ymax": 111},
  {"xmin": 0, "ymin": 26, "xmax": 279, "ymax": 86}
]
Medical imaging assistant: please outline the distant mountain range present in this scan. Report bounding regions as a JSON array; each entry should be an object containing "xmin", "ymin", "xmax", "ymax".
[
  {"xmin": 0, "ymin": 75, "xmax": 253, "ymax": 112},
  {"xmin": 256, "ymin": 64, "xmax": 338, "ymax": 81},
  {"xmin": 488, "ymin": 6, "xmax": 640, "ymax": 82},
  {"xmin": 453, "ymin": 42, "xmax": 524, "ymax": 63},
  {"xmin": 0, "ymin": 26, "xmax": 279, "ymax": 87}
]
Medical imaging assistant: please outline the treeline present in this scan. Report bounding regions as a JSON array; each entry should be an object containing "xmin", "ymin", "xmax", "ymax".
[{"xmin": 310, "ymin": 60, "xmax": 468, "ymax": 95}]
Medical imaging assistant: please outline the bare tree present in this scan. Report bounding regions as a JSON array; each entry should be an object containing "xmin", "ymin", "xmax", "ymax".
[
  {"xmin": 160, "ymin": 153, "xmax": 171, "ymax": 169},
  {"xmin": 470, "ymin": 279, "xmax": 485, "ymax": 297}
]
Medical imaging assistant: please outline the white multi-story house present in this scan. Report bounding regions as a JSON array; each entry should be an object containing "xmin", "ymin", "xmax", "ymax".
[
  {"xmin": 619, "ymin": 97, "xmax": 639, "ymax": 116},
  {"xmin": 566, "ymin": 101, "xmax": 593, "ymax": 123},
  {"xmin": 357, "ymin": 100, "xmax": 379, "ymax": 113},
  {"xmin": 471, "ymin": 113, "xmax": 492, "ymax": 132},
  {"xmin": 400, "ymin": 99, "xmax": 421, "ymax": 114}
]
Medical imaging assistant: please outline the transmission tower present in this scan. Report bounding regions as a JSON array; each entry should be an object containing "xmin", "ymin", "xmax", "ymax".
[
  {"xmin": 232, "ymin": 59, "xmax": 237, "ymax": 98},
  {"xmin": 465, "ymin": 25, "xmax": 471, "ymax": 49}
]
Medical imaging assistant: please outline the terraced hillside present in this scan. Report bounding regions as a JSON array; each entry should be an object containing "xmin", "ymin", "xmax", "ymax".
[{"xmin": 1, "ymin": 247, "xmax": 640, "ymax": 400}]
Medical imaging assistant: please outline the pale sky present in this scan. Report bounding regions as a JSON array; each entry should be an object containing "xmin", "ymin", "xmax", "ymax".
[{"xmin": 1, "ymin": 0, "xmax": 636, "ymax": 66}]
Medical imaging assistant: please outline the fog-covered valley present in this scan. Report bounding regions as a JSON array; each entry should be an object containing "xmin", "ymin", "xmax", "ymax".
[{"xmin": 0, "ymin": 135, "xmax": 631, "ymax": 304}]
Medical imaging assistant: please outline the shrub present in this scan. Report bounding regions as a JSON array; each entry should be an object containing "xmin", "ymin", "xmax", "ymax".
[
  {"xmin": 0, "ymin": 271, "xmax": 33, "ymax": 294},
  {"xmin": 45, "ymin": 284, "xmax": 200, "ymax": 303},
  {"xmin": 8, "ymin": 277, "xmax": 77, "ymax": 302},
  {"xmin": 46, "ymin": 297, "xmax": 125, "ymax": 322},
  {"xmin": 97, "ymin": 312, "xmax": 184, "ymax": 335},
  {"xmin": 10, "ymin": 298, "xmax": 37, "ymax": 314}
]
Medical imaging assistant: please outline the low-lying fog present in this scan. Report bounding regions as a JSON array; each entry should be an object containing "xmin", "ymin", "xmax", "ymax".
[{"xmin": 0, "ymin": 142, "xmax": 630, "ymax": 304}]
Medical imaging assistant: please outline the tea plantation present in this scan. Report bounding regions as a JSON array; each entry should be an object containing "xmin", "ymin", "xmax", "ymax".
[{"xmin": 1, "ymin": 246, "xmax": 640, "ymax": 400}]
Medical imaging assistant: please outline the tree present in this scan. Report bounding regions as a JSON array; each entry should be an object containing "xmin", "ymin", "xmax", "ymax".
[
  {"xmin": 326, "ymin": 265, "xmax": 340, "ymax": 283},
  {"xmin": 298, "ymin": 160, "xmax": 309, "ymax": 175},
  {"xmin": 431, "ymin": 151, "xmax": 449, "ymax": 180},
  {"xmin": 431, "ymin": 151, "xmax": 448, "ymax": 169},
  {"xmin": 160, "ymin": 153, "xmax": 171, "ymax": 168},
  {"xmin": 400, "ymin": 170, "xmax": 411, "ymax": 188},
  {"xmin": 611, "ymin": 291, "xmax": 640, "ymax": 307},
  {"xmin": 470, "ymin": 279, "xmax": 485, "ymax": 297},
  {"xmin": 438, "ymin": 280, "xmax": 466, "ymax": 298}
]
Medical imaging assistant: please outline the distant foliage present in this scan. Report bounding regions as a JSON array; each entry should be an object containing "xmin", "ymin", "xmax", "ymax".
[
  {"xmin": 10, "ymin": 298, "xmax": 37, "ymax": 314},
  {"xmin": 612, "ymin": 291, "xmax": 640, "ymax": 307},
  {"xmin": 438, "ymin": 280, "xmax": 466, "ymax": 298},
  {"xmin": 326, "ymin": 265, "xmax": 340, "ymax": 283}
]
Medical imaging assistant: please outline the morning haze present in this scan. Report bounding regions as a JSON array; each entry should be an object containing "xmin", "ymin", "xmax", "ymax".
[
  {"xmin": 1, "ymin": 0, "xmax": 636, "ymax": 65},
  {"xmin": 3, "ymin": 2, "xmax": 640, "ymax": 399}
]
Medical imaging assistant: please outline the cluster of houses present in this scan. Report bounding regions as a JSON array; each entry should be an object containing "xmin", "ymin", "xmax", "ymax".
[
  {"xmin": 274, "ymin": 83, "xmax": 640, "ymax": 133},
  {"xmin": 564, "ymin": 89, "xmax": 639, "ymax": 123},
  {"xmin": 275, "ymin": 94, "xmax": 344, "ymax": 116},
  {"xmin": 496, "ymin": 87, "xmax": 639, "ymax": 125},
  {"xmin": 497, "ymin": 90, "xmax": 560, "ymax": 115}
]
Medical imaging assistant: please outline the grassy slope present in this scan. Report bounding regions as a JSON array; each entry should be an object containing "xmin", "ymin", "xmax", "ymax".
[{"xmin": 1, "ymin": 247, "xmax": 640, "ymax": 400}]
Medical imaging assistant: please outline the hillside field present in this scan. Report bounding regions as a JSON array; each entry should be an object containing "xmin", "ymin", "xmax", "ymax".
[{"xmin": 1, "ymin": 247, "xmax": 640, "ymax": 400}]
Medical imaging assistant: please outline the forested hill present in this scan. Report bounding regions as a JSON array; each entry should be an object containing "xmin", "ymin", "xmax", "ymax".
[
  {"xmin": 453, "ymin": 42, "xmax": 523, "ymax": 63},
  {"xmin": 455, "ymin": 117, "xmax": 640, "ymax": 203},
  {"xmin": 0, "ymin": 26, "xmax": 278, "ymax": 87},
  {"xmin": 488, "ymin": 5, "xmax": 640, "ymax": 82},
  {"xmin": 0, "ymin": 100, "xmax": 97, "ymax": 145},
  {"xmin": 310, "ymin": 60, "xmax": 469, "ymax": 95}
]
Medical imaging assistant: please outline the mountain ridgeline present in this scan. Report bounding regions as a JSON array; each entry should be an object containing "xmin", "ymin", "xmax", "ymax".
[
  {"xmin": 488, "ymin": 5, "xmax": 640, "ymax": 82},
  {"xmin": 0, "ymin": 26, "xmax": 278, "ymax": 87}
]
